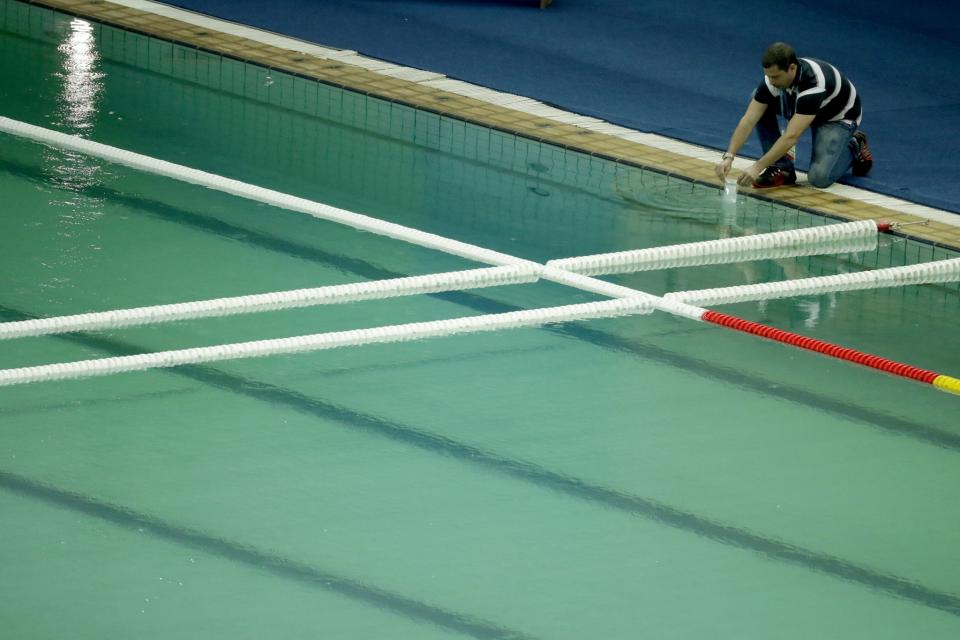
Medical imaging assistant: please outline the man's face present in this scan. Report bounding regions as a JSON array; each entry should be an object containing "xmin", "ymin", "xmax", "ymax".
[{"xmin": 764, "ymin": 63, "xmax": 797, "ymax": 89}]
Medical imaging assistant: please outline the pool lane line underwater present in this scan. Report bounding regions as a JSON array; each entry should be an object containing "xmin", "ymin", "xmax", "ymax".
[
  {"xmin": 0, "ymin": 470, "xmax": 540, "ymax": 640},
  {"xmin": 2, "ymin": 117, "xmax": 959, "ymax": 396},
  {"xmin": 0, "ymin": 155, "xmax": 957, "ymax": 447},
  {"xmin": 2, "ymin": 305, "xmax": 960, "ymax": 617},
  {"xmin": 18, "ymin": 0, "xmax": 960, "ymax": 251}
]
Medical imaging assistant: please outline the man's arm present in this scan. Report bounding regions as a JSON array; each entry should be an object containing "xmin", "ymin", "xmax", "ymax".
[
  {"xmin": 737, "ymin": 112, "xmax": 815, "ymax": 187},
  {"xmin": 715, "ymin": 99, "xmax": 769, "ymax": 180}
]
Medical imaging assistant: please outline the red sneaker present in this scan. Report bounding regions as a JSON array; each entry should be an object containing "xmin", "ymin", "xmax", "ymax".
[
  {"xmin": 752, "ymin": 166, "xmax": 797, "ymax": 188},
  {"xmin": 852, "ymin": 131, "xmax": 872, "ymax": 176}
]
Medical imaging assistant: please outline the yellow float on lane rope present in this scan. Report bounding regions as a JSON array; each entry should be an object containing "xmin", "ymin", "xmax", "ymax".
[{"xmin": 933, "ymin": 375, "xmax": 960, "ymax": 395}]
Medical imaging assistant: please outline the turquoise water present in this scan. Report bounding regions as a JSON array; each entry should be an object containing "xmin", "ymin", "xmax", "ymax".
[{"xmin": 1, "ymin": 2, "xmax": 959, "ymax": 638}]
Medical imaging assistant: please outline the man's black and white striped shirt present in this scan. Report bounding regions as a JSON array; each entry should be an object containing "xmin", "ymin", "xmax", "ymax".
[{"xmin": 753, "ymin": 57, "xmax": 862, "ymax": 126}]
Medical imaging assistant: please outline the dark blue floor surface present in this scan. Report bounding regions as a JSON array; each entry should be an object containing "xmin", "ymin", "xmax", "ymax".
[{"xmin": 162, "ymin": 0, "xmax": 960, "ymax": 214}]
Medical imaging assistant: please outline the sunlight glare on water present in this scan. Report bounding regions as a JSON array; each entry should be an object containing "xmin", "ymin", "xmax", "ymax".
[{"xmin": 56, "ymin": 18, "xmax": 102, "ymax": 132}]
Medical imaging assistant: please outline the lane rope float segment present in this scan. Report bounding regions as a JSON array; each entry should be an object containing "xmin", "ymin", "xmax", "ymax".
[
  {"xmin": 1, "ymin": 117, "xmax": 956, "ymax": 394},
  {"xmin": 0, "ymin": 265, "xmax": 540, "ymax": 339},
  {"xmin": 701, "ymin": 310, "xmax": 960, "ymax": 393},
  {"xmin": 666, "ymin": 258, "xmax": 960, "ymax": 306},
  {"xmin": 0, "ymin": 297, "xmax": 655, "ymax": 386},
  {"xmin": 934, "ymin": 376, "xmax": 960, "ymax": 394},
  {"xmin": 546, "ymin": 220, "xmax": 880, "ymax": 276}
]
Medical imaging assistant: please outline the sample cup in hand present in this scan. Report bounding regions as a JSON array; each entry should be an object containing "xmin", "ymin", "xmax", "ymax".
[{"xmin": 722, "ymin": 177, "xmax": 738, "ymax": 203}]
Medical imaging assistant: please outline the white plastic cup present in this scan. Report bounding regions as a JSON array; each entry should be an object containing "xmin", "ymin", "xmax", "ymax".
[
  {"xmin": 722, "ymin": 177, "xmax": 738, "ymax": 203},
  {"xmin": 721, "ymin": 176, "xmax": 738, "ymax": 225}
]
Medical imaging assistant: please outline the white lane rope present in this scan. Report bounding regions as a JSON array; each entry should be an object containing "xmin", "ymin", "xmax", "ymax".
[
  {"xmin": 666, "ymin": 258, "xmax": 960, "ymax": 306},
  {"xmin": 0, "ymin": 116, "xmax": 660, "ymax": 304},
  {"xmin": 0, "ymin": 117, "xmax": 531, "ymax": 270},
  {"xmin": 0, "ymin": 265, "xmax": 539, "ymax": 340},
  {"xmin": 0, "ymin": 297, "xmax": 654, "ymax": 386},
  {"xmin": 546, "ymin": 220, "xmax": 879, "ymax": 276}
]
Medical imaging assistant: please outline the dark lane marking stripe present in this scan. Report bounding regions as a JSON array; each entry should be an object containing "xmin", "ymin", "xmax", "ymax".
[
  {"xmin": 168, "ymin": 365, "xmax": 960, "ymax": 618},
  {"xmin": 0, "ymin": 470, "xmax": 537, "ymax": 640},
  {"xmin": 1, "ymin": 306, "xmax": 958, "ymax": 616},
  {"xmin": 553, "ymin": 322, "xmax": 960, "ymax": 451},
  {"xmin": 0, "ymin": 386, "xmax": 198, "ymax": 418}
]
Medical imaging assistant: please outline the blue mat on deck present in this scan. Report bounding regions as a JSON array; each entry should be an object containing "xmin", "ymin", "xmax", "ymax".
[{"xmin": 161, "ymin": 0, "xmax": 960, "ymax": 214}]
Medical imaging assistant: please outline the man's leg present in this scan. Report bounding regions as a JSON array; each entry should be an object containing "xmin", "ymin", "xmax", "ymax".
[
  {"xmin": 807, "ymin": 121, "xmax": 857, "ymax": 188},
  {"xmin": 756, "ymin": 107, "xmax": 794, "ymax": 170}
]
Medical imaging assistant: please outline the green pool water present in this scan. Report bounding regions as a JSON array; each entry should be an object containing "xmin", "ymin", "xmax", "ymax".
[{"xmin": 1, "ymin": 2, "xmax": 959, "ymax": 638}]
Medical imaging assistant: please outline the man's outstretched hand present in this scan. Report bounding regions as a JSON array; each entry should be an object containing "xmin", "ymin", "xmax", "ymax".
[
  {"xmin": 737, "ymin": 165, "xmax": 761, "ymax": 187},
  {"xmin": 715, "ymin": 155, "xmax": 734, "ymax": 180}
]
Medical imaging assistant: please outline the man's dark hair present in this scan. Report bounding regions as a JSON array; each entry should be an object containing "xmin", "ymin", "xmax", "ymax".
[{"xmin": 762, "ymin": 42, "xmax": 799, "ymax": 70}]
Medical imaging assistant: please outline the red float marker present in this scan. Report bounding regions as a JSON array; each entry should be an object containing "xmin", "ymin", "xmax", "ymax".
[{"xmin": 702, "ymin": 310, "xmax": 958, "ymax": 393}]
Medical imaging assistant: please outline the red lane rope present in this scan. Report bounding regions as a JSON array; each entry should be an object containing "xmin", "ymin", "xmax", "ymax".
[{"xmin": 702, "ymin": 310, "xmax": 941, "ymax": 384}]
